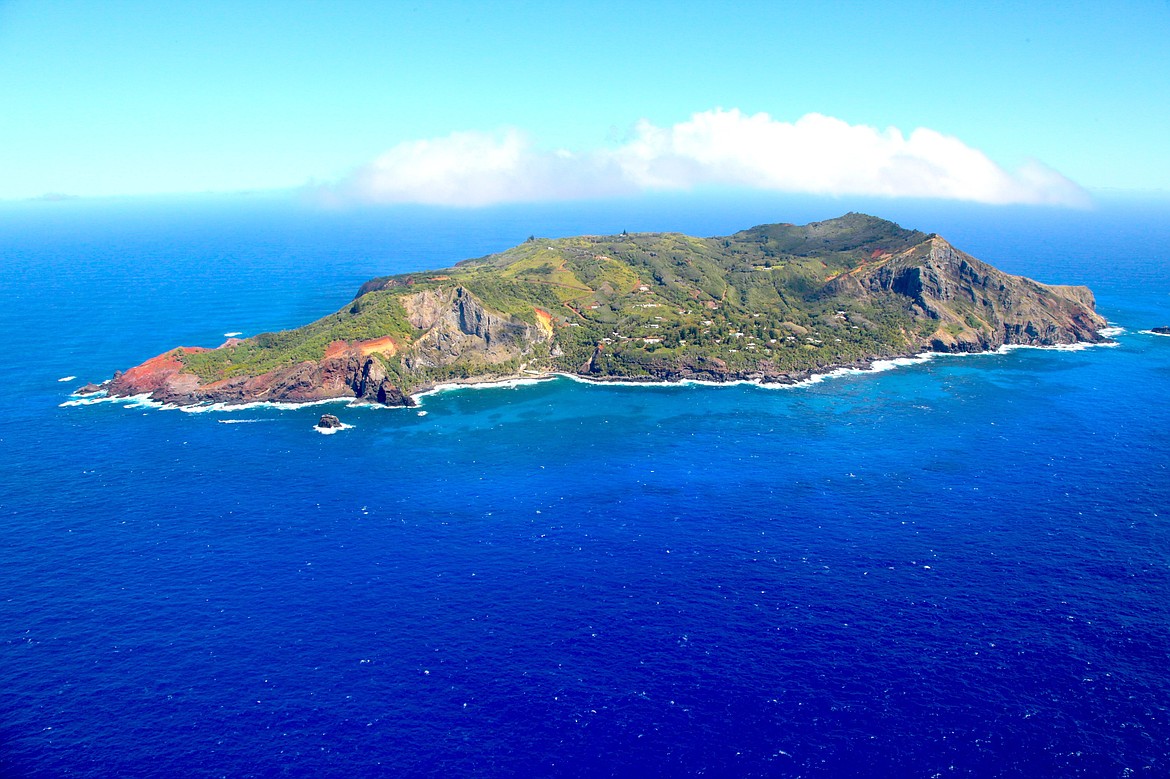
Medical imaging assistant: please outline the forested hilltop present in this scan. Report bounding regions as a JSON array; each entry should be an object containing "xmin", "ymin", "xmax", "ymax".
[{"xmin": 94, "ymin": 213, "xmax": 1108, "ymax": 407}]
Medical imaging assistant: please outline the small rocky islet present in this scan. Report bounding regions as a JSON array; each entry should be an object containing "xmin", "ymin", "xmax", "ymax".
[
  {"xmin": 315, "ymin": 414, "xmax": 344, "ymax": 430},
  {"xmin": 87, "ymin": 213, "xmax": 1110, "ymax": 408}
]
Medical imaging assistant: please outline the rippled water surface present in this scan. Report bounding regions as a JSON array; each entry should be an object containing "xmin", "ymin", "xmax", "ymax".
[{"xmin": 2, "ymin": 196, "xmax": 1168, "ymax": 777}]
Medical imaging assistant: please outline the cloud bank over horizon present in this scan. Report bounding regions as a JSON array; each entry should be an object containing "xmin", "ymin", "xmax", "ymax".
[{"xmin": 315, "ymin": 109, "xmax": 1088, "ymax": 208}]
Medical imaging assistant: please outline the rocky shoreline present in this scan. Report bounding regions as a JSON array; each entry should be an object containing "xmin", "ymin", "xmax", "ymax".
[
  {"xmin": 83, "ymin": 215, "xmax": 1111, "ymax": 410},
  {"xmin": 77, "ymin": 333, "xmax": 1120, "ymax": 411}
]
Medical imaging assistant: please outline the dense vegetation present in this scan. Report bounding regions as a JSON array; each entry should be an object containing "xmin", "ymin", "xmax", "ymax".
[{"xmin": 178, "ymin": 214, "xmax": 947, "ymax": 387}]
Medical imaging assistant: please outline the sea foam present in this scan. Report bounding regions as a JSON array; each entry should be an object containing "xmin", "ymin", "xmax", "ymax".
[
  {"xmin": 62, "ymin": 330, "xmax": 1126, "ymax": 415},
  {"xmin": 413, "ymin": 376, "xmax": 555, "ymax": 403},
  {"xmin": 314, "ymin": 421, "xmax": 354, "ymax": 435}
]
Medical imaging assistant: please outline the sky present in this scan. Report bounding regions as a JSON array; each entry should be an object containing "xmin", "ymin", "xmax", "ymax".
[{"xmin": 1, "ymin": 0, "xmax": 1168, "ymax": 206}]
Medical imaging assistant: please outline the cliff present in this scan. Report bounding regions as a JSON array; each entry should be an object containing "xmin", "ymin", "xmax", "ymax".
[
  {"xmin": 94, "ymin": 214, "xmax": 1109, "ymax": 407},
  {"xmin": 829, "ymin": 235, "xmax": 1105, "ymax": 351},
  {"xmin": 104, "ymin": 285, "xmax": 543, "ymax": 407}
]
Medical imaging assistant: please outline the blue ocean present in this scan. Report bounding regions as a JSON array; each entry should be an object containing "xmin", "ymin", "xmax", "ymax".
[{"xmin": 2, "ymin": 194, "xmax": 1168, "ymax": 778}]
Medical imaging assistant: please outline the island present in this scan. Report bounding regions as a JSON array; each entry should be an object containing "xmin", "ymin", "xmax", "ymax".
[{"xmin": 92, "ymin": 213, "xmax": 1109, "ymax": 407}]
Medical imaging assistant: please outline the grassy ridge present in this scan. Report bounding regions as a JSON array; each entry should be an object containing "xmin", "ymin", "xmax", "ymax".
[{"xmin": 180, "ymin": 291, "xmax": 417, "ymax": 381}]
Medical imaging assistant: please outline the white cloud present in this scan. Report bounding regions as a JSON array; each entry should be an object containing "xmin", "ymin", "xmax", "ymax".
[
  {"xmin": 316, "ymin": 109, "xmax": 1088, "ymax": 207},
  {"xmin": 321, "ymin": 129, "xmax": 622, "ymax": 207}
]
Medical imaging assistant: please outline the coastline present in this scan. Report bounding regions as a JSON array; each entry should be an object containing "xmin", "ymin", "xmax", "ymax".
[{"xmin": 64, "ymin": 326, "xmax": 1124, "ymax": 415}]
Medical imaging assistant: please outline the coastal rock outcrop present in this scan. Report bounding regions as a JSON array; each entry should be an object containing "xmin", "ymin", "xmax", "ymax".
[{"xmin": 316, "ymin": 414, "xmax": 343, "ymax": 429}]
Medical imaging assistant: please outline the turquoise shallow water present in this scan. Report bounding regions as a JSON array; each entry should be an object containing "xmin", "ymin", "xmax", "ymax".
[{"xmin": 1, "ymin": 196, "xmax": 1169, "ymax": 777}]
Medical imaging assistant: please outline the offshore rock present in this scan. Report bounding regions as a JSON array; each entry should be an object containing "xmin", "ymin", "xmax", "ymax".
[{"xmin": 316, "ymin": 414, "xmax": 343, "ymax": 429}]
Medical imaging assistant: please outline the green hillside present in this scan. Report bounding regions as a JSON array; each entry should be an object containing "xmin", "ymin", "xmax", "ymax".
[{"xmin": 191, "ymin": 214, "xmax": 926, "ymax": 381}]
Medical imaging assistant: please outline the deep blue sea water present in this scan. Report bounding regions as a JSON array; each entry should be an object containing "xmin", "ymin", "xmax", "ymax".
[{"xmin": 2, "ymin": 194, "xmax": 1169, "ymax": 777}]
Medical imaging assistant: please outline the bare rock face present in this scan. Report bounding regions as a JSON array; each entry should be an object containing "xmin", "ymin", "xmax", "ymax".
[
  {"xmin": 404, "ymin": 287, "xmax": 546, "ymax": 370},
  {"xmin": 107, "ymin": 350, "xmax": 203, "ymax": 403},
  {"xmin": 859, "ymin": 237, "xmax": 1106, "ymax": 352},
  {"xmin": 108, "ymin": 347, "xmax": 419, "ymax": 408},
  {"xmin": 402, "ymin": 288, "xmax": 451, "ymax": 330},
  {"xmin": 347, "ymin": 354, "xmax": 413, "ymax": 405}
]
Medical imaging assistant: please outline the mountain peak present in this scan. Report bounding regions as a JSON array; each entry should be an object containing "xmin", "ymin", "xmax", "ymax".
[{"xmin": 733, "ymin": 213, "xmax": 928, "ymax": 258}]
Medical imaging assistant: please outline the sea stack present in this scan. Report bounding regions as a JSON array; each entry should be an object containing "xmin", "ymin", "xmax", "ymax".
[{"xmin": 316, "ymin": 414, "xmax": 343, "ymax": 429}]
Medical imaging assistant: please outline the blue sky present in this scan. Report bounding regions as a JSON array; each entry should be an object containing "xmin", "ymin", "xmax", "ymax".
[{"xmin": 1, "ymin": 0, "xmax": 1167, "ymax": 204}]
